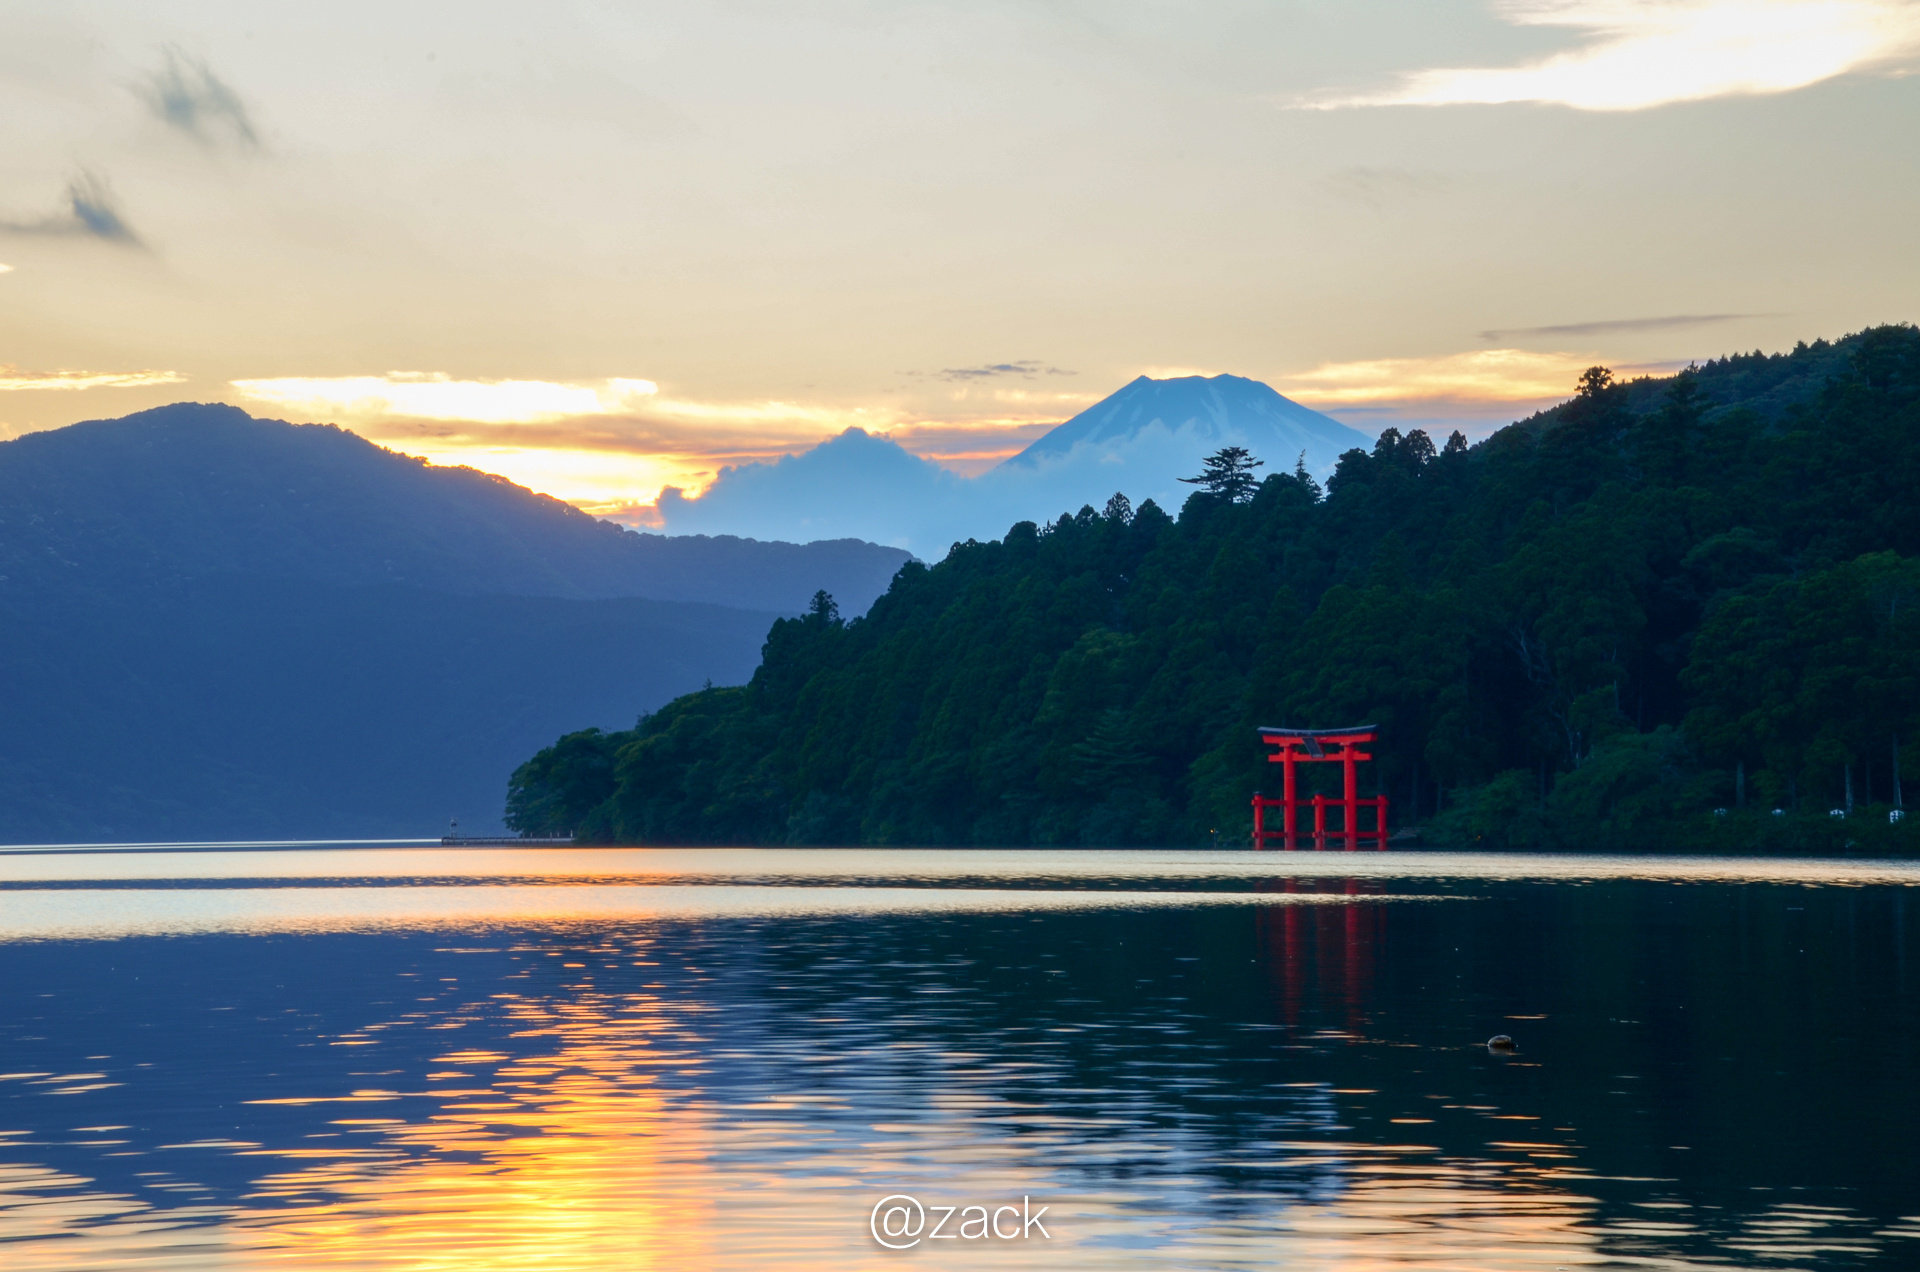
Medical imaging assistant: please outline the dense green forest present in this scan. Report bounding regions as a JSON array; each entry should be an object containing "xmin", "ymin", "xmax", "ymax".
[{"xmin": 509, "ymin": 325, "xmax": 1920, "ymax": 851}]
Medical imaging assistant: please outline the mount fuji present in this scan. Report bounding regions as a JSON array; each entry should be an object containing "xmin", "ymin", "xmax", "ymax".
[
  {"xmin": 659, "ymin": 373, "xmax": 1373, "ymax": 555},
  {"xmin": 1004, "ymin": 373, "xmax": 1364, "ymax": 472}
]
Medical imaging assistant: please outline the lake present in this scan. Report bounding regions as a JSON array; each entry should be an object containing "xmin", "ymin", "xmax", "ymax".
[{"xmin": 0, "ymin": 846, "xmax": 1915, "ymax": 1269}]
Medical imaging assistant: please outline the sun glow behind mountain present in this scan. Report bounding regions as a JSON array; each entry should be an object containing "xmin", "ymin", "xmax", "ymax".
[
  {"xmin": 0, "ymin": 341, "xmax": 1693, "ymax": 531},
  {"xmin": 194, "ymin": 350, "xmax": 1637, "ymax": 523},
  {"xmin": 232, "ymin": 373, "xmax": 664, "ymax": 424},
  {"xmin": 213, "ymin": 372, "xmax": 1100, "ymax": 516},
  {"xmin": 2, "ymin": 0, "xmax": 1913, "ymax": 530}
]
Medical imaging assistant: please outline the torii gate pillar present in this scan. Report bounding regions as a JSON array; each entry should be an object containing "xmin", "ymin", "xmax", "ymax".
[{"xmin": 1251, "ymin": 726, "xmax": 1388, "ymax": 851}]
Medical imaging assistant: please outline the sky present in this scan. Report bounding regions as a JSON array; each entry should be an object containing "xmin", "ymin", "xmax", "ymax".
[{"xmin": 2, "ymin": 0, "xmax": 1917, "ymax": 522}]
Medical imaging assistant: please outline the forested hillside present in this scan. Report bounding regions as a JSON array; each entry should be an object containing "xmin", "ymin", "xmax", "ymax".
[{"xmin": 509, "ymin": 326, "xmax": 1920, "ymax": 851}]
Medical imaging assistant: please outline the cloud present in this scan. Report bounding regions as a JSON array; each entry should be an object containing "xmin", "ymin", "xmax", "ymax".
[
  {"xmin": 228, "ymin": 372, "xmax": 933, "ymax": 510},
  {"xmin": 883, "ymin": 419, "xmax": 1061, "ymax": 476},
  {"xmin": 1480, "ymin": 313, "xmax": 1772, "ymax": 340},
  {"xmin": 231, "ymin": 373, "xmax": 662, "ymax": 424},
  {"xmin": 0, "ymin": 366, "xmax": 184, "ymax": 391},
  {"xmin": 934, "ymin": 361, "xmax": 1075, "ymax": 381},
  {"xmin": 231, "ymin": 371, "xmax": 915, "ymax": 438},
  {"xmin": 1279, "ymin": 347, "xmax": 1696, "ymax": 439},
  {"xmin": 136, "ymin": 46, "xmax": 258, "ymax": 150},
  {"xmin": 1304, "ymin": 0, "xmax": 1920, "ymax": 111},
  {"xmin": 225, "ymin": 369, "xmax": 1099, "ymax": 517},
  {"xmin": 1, "ymin": 172, "xmax": 142, "ymax": 244},
  {"xmin": 1322, "ymin": 167, "xmax": 1450, "ymax": 209},
  {"xmin": 1279, "ymin": 349, "xmax": 1609, "ymax": 405},
  {"xmin": 639, "ymin": 397, "xmax": 886, "ymax": 427}
]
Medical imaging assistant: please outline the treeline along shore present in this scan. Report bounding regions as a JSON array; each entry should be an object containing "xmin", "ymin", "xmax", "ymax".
[{"xmin": 509, "ymin": 325, "xmax": 1920, "ymax": 852}]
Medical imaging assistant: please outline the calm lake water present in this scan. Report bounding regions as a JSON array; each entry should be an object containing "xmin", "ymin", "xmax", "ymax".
[{"xmin": 0, "ymin": 846, "xmax": 1916, "ymax": 1270}]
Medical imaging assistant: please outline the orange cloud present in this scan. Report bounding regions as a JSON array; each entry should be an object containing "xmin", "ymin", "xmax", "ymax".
[
  {"xmin": 0, "ymin": 366, "xmax": 184, "ymax": 391},
  {"xmin": 232, "ymin": 373, "xmax": 661, "ymax": 424},
  {"xmin": 226, "ymin": 371, "xmax": 1081, "ymax": 515},
  {"xmin": 1280, "ymin": 349, "xmax": 1620, "ymax": 406}
]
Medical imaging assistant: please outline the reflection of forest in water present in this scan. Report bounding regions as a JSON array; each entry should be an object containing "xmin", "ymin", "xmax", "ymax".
[{"xmin": 0, "ymin": 874, "xmax": 1914, "ymax": 1267}]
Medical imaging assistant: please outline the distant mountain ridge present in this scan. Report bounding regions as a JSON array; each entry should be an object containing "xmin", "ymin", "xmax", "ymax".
[
  {"xmin": 0, "ymin": 577, "xmax": 778, "ymax": 842},
  {"xmin": 661, "ymin": 371, "xmax": 1373, "ymax": 551},
  {"xmin": 1, "ymin": 403, "xmax": 909, "ymax": 613},
  {"xmin": 0, "ymin": 403, "xmax": 911, "ymax": 842}
]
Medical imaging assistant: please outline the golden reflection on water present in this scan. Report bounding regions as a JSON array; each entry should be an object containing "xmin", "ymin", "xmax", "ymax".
[
  {"xmin": 0, "ymin": 960, "xmax": 1789, "ymax": 1272},
  {"xmin": 233, "ymin": 992, "xmax": 716, "ymax": 1271},
  {"xmin": 0, "ymin": 1131, "xmax": 1747, "ymax": 1271},
  {"xmin": 3, "ymin": 846, "xmax": 1919, "ymax": 888},
  {"xmin": 0, "ymin": 886, "xmax": 1443, "ymax": 943},
  {"xmin": 1, "ymin": 856, "xmax": 1914, "ymax": 1269}
]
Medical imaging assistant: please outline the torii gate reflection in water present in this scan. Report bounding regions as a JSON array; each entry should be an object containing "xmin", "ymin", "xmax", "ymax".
[{"xmin": 1251, "ymin": 725, "xmax": 1389, "ymax": 850}]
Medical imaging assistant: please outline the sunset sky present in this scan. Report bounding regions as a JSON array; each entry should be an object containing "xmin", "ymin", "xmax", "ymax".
[{"xmin": 3, "ymin": 0, "xmax": 1916, "ymax": 519}]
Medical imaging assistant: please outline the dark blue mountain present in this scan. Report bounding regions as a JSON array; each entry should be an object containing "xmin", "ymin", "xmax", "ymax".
[
  {"xmin": 0, "ymin": 403, "xmax": 911, "ymax": 842},
  {"xmin": 0, "ymin": 402, "xmax": 909, "ymax": 611}
]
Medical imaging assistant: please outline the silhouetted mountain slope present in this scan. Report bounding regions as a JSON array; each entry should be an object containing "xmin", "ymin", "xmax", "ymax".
[
  {"xmin": 0, "ymin": 576, "xmax": 775, "ymax": 841},
  {"xmin": 0, "ymin": 403, "xmax": 909, "ymax": 613},
  {"xmin": 0, "ymin": 402, "xmax": 910, "ymax": 841}
]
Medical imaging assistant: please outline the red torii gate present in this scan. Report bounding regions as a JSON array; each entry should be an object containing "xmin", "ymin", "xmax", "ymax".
[{"xmin": 1251, "ymin": 725, "xmax": 1389, "ymax": 850}]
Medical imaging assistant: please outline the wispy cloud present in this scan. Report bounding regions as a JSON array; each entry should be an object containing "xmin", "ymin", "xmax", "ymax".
[
  {"xmin": 885, "ymin": 419, "xmax": 1061, "ymax": 476},
  {"xmin": 231, "ymin": 373, "xmax": 663, "ymax": 424},
  {"xmin": 1304, "ymin": 0, "xmax": 1920, "ymax": 111},
  {"xmin": 933, "ymin": 361, "xmax": 1075, "ymax": 382},
  {"xmin": 136, "ymin": 46, "xmax": 258, "ymax": 150},
  {"xmin": 1, "ymin": 172, "xmax": 142, "ymax": 245},
  {"xmin": 641, "ymin": 397, "xmax": 880, "ymax": 427},
  {"xmin": 1280, "ymin": 348, "xmax": 1611, "ymax": 405},
  {"xmin": 232, "ymin": 371, "xmax": 949, "ymax": 444},
  {"xmin": 1322, "ymin": 166, "xmax": 1450, "ymax": 209},
  {"xmin": 227, "ymin": 370, "xmax": 1085, "ymax": 511},
  {"xmin": 229, "ymin": 372, "xmax": 911, "ymax": 508},
  {"xmin": 0, "ymin": 366, "xmax": 184, "ymax": 391},
  {"xmin": 1480, "ymin": 312, "xmax": 1770, "ymax": 340}
]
